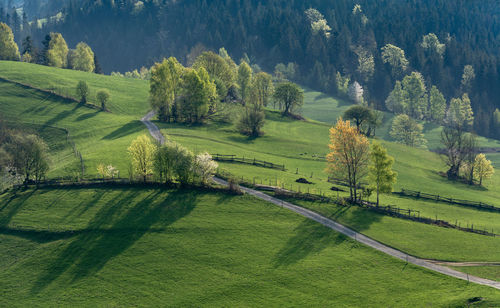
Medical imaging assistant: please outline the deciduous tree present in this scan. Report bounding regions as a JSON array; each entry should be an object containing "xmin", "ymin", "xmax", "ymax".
[
  {"xmin": 250, "ymin": 72, "xmax": 274, "ymax": 107},
  {"xmin": 473, "ymin": 153, "xmax": 494, "ymax": 186},
  {"xmin": 390, "ymin": 114, "xmax": 427, "ymax": 148},
  {"xmin": 76, "ymin": 81, "xmax": 89, "ymax": 103},
  {"xmin": 369, "ymin": 142, "xmax": 397, "ymax": 206},
  {"xmin": 273, "ymin": 82, "xmax": 303, "ymax": 116},
  {"xmin": 128, "ymin": 135, "xmax": 156, "ymax": 182},
  {"xmin": 428, "ymin": 86, "xmax": 446, "ymax": 123},
  {"xmin": 149, "ymin": 57, "xmax": 184, "ymax": 122},
  {"xmin": 0, "ymin": 22, "xmax": 19, "ymax": 60},
  {"xmin": 46, "ymin": 32, "xmax": 68, "ymax": 68},
  {"xmin": 381, "ymin": 44, "xmax": 408, "ymax": 78},
  {"xmin": 237, "ymin": 61, "xmax": 253, "ymax": 103},
  {"xmin": 326, "ymin": 118, "xmax": 370, "ymax": 200},
  {"xmin": 70, "ymin": 42, "xmax": 95, "ymax": 72},
  {"xmin": 97, "ymin": 90, "xmax": 110, "ymax": 110}
]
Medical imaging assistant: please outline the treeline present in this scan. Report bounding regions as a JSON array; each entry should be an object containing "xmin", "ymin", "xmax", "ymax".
[
  {"xmin": 0, "ymin": 21, "xmax": 102, "ymax": 73},
  {"xmin": 21, "ymin": 0, "xmax": 500, "ymax": 139}
]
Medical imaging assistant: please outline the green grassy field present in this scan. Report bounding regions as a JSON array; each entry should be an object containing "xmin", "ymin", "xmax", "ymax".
[
  {"xmin": 0, "ymin": 187, "xmax": 498, "ymax": 307},
  {"xmin": 0, "ymin": 61, "xmax": 499, "ymax": 290}
]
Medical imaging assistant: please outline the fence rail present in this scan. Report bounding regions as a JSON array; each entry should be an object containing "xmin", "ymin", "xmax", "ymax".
[
  {"xmin": 397, "ymin": 188, "xmax": 500, "ymax": 212},
  {"xmin": 211, "ymin": 154, "xmax": 285, "ymax": 171}
]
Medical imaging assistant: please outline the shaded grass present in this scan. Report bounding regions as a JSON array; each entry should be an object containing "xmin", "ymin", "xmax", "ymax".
[{"xmin": 0, "ymin": 187, "xmax": 499, "ymax": 307}]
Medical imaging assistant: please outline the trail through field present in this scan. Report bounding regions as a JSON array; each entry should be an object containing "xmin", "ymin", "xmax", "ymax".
[
  {"xmin": 427, "ymin": 261, "xmax": 500, "ymax": 267},
  {"xmin": 141, "ymin": 110, "xmax": 500, "ymax": 291}
]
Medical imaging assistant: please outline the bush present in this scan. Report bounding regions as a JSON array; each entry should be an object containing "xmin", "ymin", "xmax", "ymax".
[{"xmin": 237, "ymin": 106, "xmax": 265, "ymax": 137}]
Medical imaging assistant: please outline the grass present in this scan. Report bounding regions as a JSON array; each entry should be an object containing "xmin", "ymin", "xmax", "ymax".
[
  {"xmin": 451, "ymin": 266, "xmax": 500, "ymax": 282},
  {"xmin": 1, "ymin": 60, "xmax": 499, "ymax": 266},
  {"xmin": 0, "ymin": 187, "xmax": 499, "ymax": 307}
]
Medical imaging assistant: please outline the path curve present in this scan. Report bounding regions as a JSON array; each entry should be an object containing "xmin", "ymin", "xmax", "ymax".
[{"xmin": 141, "ymin": 111, "xmax": 500, "ymax": 291}]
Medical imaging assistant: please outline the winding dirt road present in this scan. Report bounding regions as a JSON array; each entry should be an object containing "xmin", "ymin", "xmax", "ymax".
[{"xmin": 142, "ymin": 111, "xmax": 500, "ymax": 290}]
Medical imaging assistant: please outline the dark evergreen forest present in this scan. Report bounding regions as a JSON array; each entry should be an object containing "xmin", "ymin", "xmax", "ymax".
[{"xmin": 2, "ymin": 0, "xmax": 500, "ymax": 137}]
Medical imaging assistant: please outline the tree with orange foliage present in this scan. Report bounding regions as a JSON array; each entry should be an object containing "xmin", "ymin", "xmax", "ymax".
[{"xmin": 326, "ymin": 118, "xmax": 370, "ymax": 201}]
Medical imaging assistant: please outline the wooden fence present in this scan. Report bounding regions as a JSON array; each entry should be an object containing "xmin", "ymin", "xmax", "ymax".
[
  {"xmin": 211, "ymin": 154, "xmax": 285, "ymax": 171},
  {"xmin": 397, "ymin": 188, "xmax": 500, "ymax": 212}
]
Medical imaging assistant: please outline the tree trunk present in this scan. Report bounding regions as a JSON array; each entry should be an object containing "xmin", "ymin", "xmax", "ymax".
[{"xmin": 376, "ymin": 182, "xmax": 380, "ymax": 206}]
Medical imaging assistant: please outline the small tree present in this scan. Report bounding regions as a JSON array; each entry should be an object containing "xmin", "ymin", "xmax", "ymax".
[
  {"xmin": 348, "ymin": 81, "xmax": 364, "ymax": 104},
  {"xmin": 4, "ymin": 133, "xmax": 49, "ymax": 186},
  {"xmin": 76, "ymin": 81, "xmax": 89, "ymax": 104},
  {"xmin": 473, "ymin": 153, "xmax": 494, "ymax": 186},
  {"xmin": 343, "ymin": 105, "xmax": 375, "ymax": 136},
  {"xmin": 390, "ymin": 114, "xmax": 427, "ymax": 148},
  {"xmin": 237, "ymin": 104, "xmax": 265, "ymax": 137},
  {"xmin": 326, "ymin": 118, "xmax": 370, "ymax": 200},
  {"xmin": 369, "ymin": 142, "xmax": 397, "ymax": 206},
  {"xmin": 273, "ymin": 82, "xmax": 304, "ymax": 116},
  {"xmin": 97, "ymin": 90, "xmax": 110, "ymax": 110},
  {"xmin": 192, "ymin": 152, "xmax": 218, "ymax": 184},
  {"xmin": 128, "ymin": 135, "xmax": 156, "ymax": 182}
]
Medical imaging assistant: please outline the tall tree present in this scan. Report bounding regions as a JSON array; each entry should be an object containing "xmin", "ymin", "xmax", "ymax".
[
  {"xmin": 249, "ymin": 72, "xmax": 274, "ymax": 107},
  {"xmin": 401, "ymin": 72, "xmax": 427, "ymax": 119},
  {"xmin": 70, "ymin": 42, "xmax": 95, "ymax": 72},
  {"xmin": 460, "ymin": 65, "xmax": 475, "ymax": 93},
  {"xmin": 381, "ymin": 44, "xmax": 409, "ymax": 78},
  {"xmin": 273, "ymin": 82, "xmax": 304, "ymax": 116},
  {"xmin": 428, "ymin": 86, "xmax": 446, "ymax": 123},
  {"xmin": 446, "ymin": 94, "xmax": 474, "ymax": 130},
  {"xmin": 326, "ymin": 118, "xmax": 370, "ymax": 200},
  {"xmin": 369, "ymin": 142, "xmax": 397, "ymax": 206},
  {"xmin": 46, "ymin": 32, "xmax": 68, "ymax": 68},
  {"xmin": 421, "ymin": 33, "xmax": 445, "ymax": 58},
  {"xmin": 149, "ymin": 57, "xmax": 184, "ymax": 122},
  {"xmin": 0, "ymin": 22, "xmax": 19, "ymax": 60},
  {"xmin": 193, "ymin": 51, "xmax": 235, "ymax": 98},
  {"xmin": 128, "ymin": 135, "xmax": 156, "ymax": 182},
  {"xmin": 237, "ymin": 61, "xmax": 253, "ymax": 103}
]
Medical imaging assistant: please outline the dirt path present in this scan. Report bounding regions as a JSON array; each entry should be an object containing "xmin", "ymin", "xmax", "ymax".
[{"xmin": 142, "ymin": 110, "xmax": 500, "ymax": 291}]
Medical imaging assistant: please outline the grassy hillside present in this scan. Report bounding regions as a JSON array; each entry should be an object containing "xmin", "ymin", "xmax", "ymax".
[
  {"xmin": 0, "ymin": 61, "xmax": 498, "ymax": 267},
  {"xmin": 0, "ymin": 187, "xmax": 498, "ymax": 307}
]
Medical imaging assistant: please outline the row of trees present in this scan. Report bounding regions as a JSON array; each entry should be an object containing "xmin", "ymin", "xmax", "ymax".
[
  {"xmin": 0, "ymin": 22, "xmax": 100, "ymax": 73},
  {"xmin": 127, "ymin": 135, "xmax": 218, "ymax": 185},
  {"xmin": 326, "ymin": 118, "xmax": 397, "ymax": 204}
]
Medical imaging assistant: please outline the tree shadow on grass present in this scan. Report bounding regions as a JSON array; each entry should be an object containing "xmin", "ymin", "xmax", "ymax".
[
  {"xmin": 75, "ymin": 111, "xmax": 100, "ymax": 122},
  {"xmin": 273, "ymin": 218, "xmax": 347, "ymax": 267},
  {"xmin": 0, "ymin": 189, "xmax": 37, "ymax": 227},
  {"xmin": 101, "ymin": 120, "xmax": 143, "ymax": 140},
  {"xmin": 30, "ymin": 188, "xmax": 199, "ymax": 294}
]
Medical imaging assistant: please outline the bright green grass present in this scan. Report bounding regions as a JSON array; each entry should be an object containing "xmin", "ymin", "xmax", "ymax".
[
  {"xmin": 0, "ymin": 81, "xmax": 148, "ymax": 177},
  {"xmin": 0, "ymin": 61, "xmax": 149, "ymax": 116},
  {"xmin": 285, "ymin": 198, "xmax": 500, "ymax": 262},
  {"xmin": 451, "ymin": 266, "xmax": 500, "ymax": 282},
  {"xmin": 0, "ymin": 187, "xmax": 498, "ymax": 307}
]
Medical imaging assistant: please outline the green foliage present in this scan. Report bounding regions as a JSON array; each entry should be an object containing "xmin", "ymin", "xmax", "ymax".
[
  {"xmin": 474, "ymin": 153, "xmax": 494, "ymax": 186},
  {"xmin": 354, "ymin": 47, "xmax": 374, "ymax": 82},
  {"xmin": 76, "ymin": 80, "xmax": 89, "ymax": 103},
  {"xmin": 237, "ymin": 104, "xmax": 265, "ymax": 137},
  {"xmin": 2, "ymin": 133, "xmax": 49, "ymax": 184},
  {"xmin": 46, "ymin": 32, "xmax": 68, "ymax": 68},
  {"xmin": 274, "ymin": 63, "xmax": 297, "ymax": 82},
  {"xmin": 381, "ymin": 44, "xmax": 408, "ymax": 78},
  {"xmin": 149, "ymin": 57, "xmax": 184, "ymax": 122},
  {"xmin": 128, "ymin": 135, "xmax": 156, "ymax": 182},
  {"xmin": 335, "ymin": 71, "xmax": 350, "ymax": 97},
  {"xmin": 390, "ymin": 114, "xmax": 427, "ymax": 148},
  {"xmin": 273, "ymin": 82, "xmax": 304, "ymax": 116},
  {"xmin": 461, "ymin": 65, "xmax": 475, "ymax": 92},
  {"xmin": 193, "ymin": 51, "xmax": 235, "ymax": 97},
  {"xmin": 428, "ymin": 86, "xmax": 446, "ymax": 123},
  {"xmin": 446, "ymin": 93, "xmax": 474, "ymax": 130},
  {"xmin": 421, "ymin": 33, "xmax": 445, "ymax": 57},
  {"xmin": 153, "ymin": 140, "xmax": 200, "ymax": 185},
  {"xmin": 401, "ymin": 72, "xmax": 427, "ymax": 119},
  {"xmin": 385, "ymin": 81, "xmax": 404, "ymax": 114},
  {"xmin": 96, "ymin": 90, "xmax": 110, "ymax": 110},
  {"xmin": 249, "ymin": 72, "xmax": 274, "ymax": 107},
  {"xmin": 237, "ymin": 61, "xmax": 253, "ymax": 103},
  {"xmin": 343, "ymin": 105, "xmax": 376, "ymax": 136},
  {"xmin": 369, "ymin": 142, "xmax": 397, "ymax": 205},
  {"xmin": 70, "ymin": 42, "xmax": 95, "ymax": 72},
  {"xmin": 0, "ymin": 22, "xmax": 20, "ymax": 61},
  {"xmin": 178, "ymin": 68, "xmax": 212, "ymax": 123}
]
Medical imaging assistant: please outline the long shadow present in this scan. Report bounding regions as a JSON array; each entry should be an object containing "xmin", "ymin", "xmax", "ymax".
[
  {"xmin": 273, "ymin": 218, "xmax": 347, "ymax": 267},
  {"xmin": 0, "ymin": 189, "xmax": 37, "ymax": 227},
  {"xmin": 43, "ymin": 103, "xmax": 81, "ymax": 127},
  {"xmin": 30, "ymin": 188, "xmax": 199, "ymax": 294},
  {"xmin": 76, "ymin": 111, "xmax": 100, "ymax": 122},
  {"xmin": 101, "ymin": 120, "xmax": 143, "ymax": 140}
]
